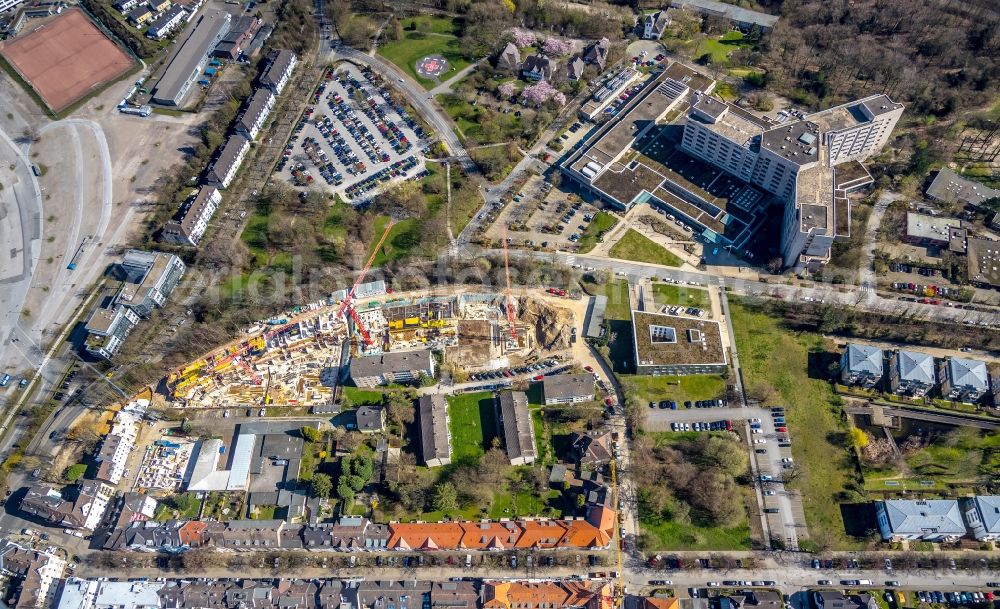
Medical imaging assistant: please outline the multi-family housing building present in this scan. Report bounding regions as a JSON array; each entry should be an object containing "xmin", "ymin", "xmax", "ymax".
[
  {"xmin": 235, "ymin": 87, "xmax": 275, "ymax": 140},
  {"xmin": 418, "ymin": 394, "xmax": 452, "ymax": 467},
  {"xmin": 146, "ymin": 4, "xmax": 185, "ymax": 39},
  {"xmin": 84, "ymin": 251, "xmax": 185, "ymax": 359},
  {"xmin": 205, "ymin": 134, "xmax": 250, "ymax": 188},
  {"xmin": 962, "ymin": 495, "xmax": 1000, "ymax": 541},
  {"xmin": 497, "ymin": 390, "xmax": 537, "ymax": 465},
  {"xmin": 542, "ymin": 373, "xmax": 595, "ymax": 405},
  {"xmin": 258, "ymin": 49, "xmax": 296, "ymax": 94},
  {"xmin": 887, "ymin": 349, "xmax": 936, "ymax": 397},
  {"xmin": 840, "ymin": 343, "xmax": 884, "ymax": 388},
  {"xmin": 876, "ymin": 499, "xmax": 966, "ymax": 542},
  {"xmin": 941, "ymin": 356, "xmax": 990, "ymax": 403},
  {"xmin": 19, "ymin": 480, "xmax": 113, "ymax": 531},
  {"xmin": 84, "ymin": 304, "xmax": 141, "ymax": 359},
  {"xmin": 161, "ymin": 186, "xmax": 221, "ymax": 246},
  {"xmin": 212, "ymin": 15, "xmax": 260, "ymax": 59},
  {"xmin": 522, "ymin": 54, "xmax": 557, "ymax": 81},
  {"xmin": 349, "ymin": 349, "xmax": 435, "ymax": 388},
  {"xmin": 0, "ymin": 541, "xmax": 66, "ymax": 609}
]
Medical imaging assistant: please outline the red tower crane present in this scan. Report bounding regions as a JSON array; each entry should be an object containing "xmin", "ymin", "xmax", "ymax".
[
  {"xmin": 337, "ymin": 219, "xmax": 395, "ymax": 348},
  {"xmin": 501, "ymin": 225, "xmax": 518, "ymax": 342}
]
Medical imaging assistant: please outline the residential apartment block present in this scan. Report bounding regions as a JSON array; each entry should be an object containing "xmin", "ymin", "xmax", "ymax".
[
  {"xmin": 349, "ymin": 349, "xmax": 436, "ymax": 387},
  {"xmin": 235, "ymin": 87, "xmax": 275, "ymax": 140},
  {"xmin": 497, "ymin": 390, "xmax": 537, "ymax": 465},
  {"xmin": 839, "ymin": 343, "xmax": 883, "ymax": 388},
  {"xmin": 418, "ymin": 394, "xmax": 452, "ymax": 468},
  {"xmin": 205, "ymin": 134, "xmax": 250, "ymax": 188},
  {"xmin": 876, "ymin": 499, "xmax": 966, "ymax": 542},
  {"xmin": 161, "ymin": 186, "xmax": 221, "ymax": 246},
  {"xmin": 146, "ymin": 4, "xmax": 184, "ymax": 39},
  {"xmin": 84, "ymin": 304, "xmax": 140, "ymax": 359},
  {"xmin": 542, "ymin": 373, "xmax": 595, "ymax": 405},
  {"xmin": 117, "ymin": 250, "xmax": 186, "ymax": 318},
  {"xmin": 259, "ymin": 49, "xmax": 296, "ymax": 94},
  {"xmin": 962, "ymin": 495, "xmax": 1000, "ymax": 541},
  {"xmin": 0, "ymin": 541, "xmax": 66, "ymax": 609}
]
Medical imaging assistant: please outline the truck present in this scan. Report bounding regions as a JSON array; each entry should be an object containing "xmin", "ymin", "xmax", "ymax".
[{"xmin": 119, "ymin": 105, "xmax": 152, "ymax": 117}]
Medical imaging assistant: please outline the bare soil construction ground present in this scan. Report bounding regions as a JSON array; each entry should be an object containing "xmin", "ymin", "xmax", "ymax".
[{"xmin": 0, "ymin": 9, "xmax": 135, "ymax": 113}]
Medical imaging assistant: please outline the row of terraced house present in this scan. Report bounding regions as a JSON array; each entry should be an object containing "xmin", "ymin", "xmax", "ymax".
[{"xmin": 100, "ymin": 506, "xmax": 617, "ymax": 552}]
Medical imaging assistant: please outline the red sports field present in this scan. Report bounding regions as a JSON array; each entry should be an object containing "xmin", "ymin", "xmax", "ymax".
[{"xmin": 0, "ymin": 9, "xmax": 135, "ymax": 112}]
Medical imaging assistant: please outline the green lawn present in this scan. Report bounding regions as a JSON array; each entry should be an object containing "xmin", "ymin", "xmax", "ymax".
[
  {"xmin": 378, "ymin": 31, "xmax": 471, "ymax": 89},
  {"xmin": 696, "ymin": 31, "xmax": 749, "ymax": 64},
  {"xmin": 730, "ymin": 299, "xmax": 863, "ymax": 550},
  {"xmin": 342, "ymin": 386, "xmax": 385, "ymax": 405},
  {"xmin": 623, "ymin": 374, "xmax": 726, "ymax": 407},
  {"xmin": 577, "ymin": 212, "xmax": 619, "ymax": 253},
  {"xmin": 651, "ymin": 283, "xmax": 710, "ymax": 309},
  {"xmin": 368, "ymin": 216, "xmax": 420, "ymax": 266},
  {"xmin": 601, "ymin": 279, "xmax": 632, "ymax": 321},
  {"xmin": 446, "ymin": 391, "xmax": 498, "ymax": 462},
  {"xmin": 864, "ymin": 429, "xmax": 1000, "ymax": 492},
  {"xmin": 609, "ymin": 229, "xmax": 682, "ymax": 267},
  {"xmin": 400, "ymin": 15, "xmax": 460, "ymax": 35}
]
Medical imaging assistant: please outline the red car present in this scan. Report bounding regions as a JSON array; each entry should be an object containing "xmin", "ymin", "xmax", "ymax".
[
  {"xmin": 584, "ymin": 365, "xmax": 594, "ymax": 372},
  {"xmin": 604, "ymin": 397, "xmax": 614, "ymax": 406},
  {"xmin": 776, "ymin": 427, "xmax": 788, "ymax": 433},
  {"xmin": 533, "ymin": 375, "xmax": 543, "ymax": 381}
]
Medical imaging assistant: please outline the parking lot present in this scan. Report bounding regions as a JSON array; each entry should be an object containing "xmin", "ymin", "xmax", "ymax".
[
  {"xmin": 276, "ymin": 63, "xmax": 428, "ymax": 201},
  {"xmin": 484, "ymin": 173, "xmax": 606, "ymax": 251}
]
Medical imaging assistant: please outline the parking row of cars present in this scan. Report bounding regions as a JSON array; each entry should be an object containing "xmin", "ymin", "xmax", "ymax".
[
  {"xmin": 670, "ymin": 420, "xmax": 733, "ymax": 432},
  {"xmin": 661, "ymin": 304, "xmax": 707, "ymax": 318},
  {"xmin": 345, "ymin": 156, "xmax": 421, "ymax": 201},
  {"xmin": 337, "ymin": 73, "xmax": 413, "ymax": 156},
  {"xmin": 467, "ymin": 359, "xmax": 561, "ymax": 382}
]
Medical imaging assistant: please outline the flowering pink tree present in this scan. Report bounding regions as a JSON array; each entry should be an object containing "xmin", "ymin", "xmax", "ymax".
[
  {"xmin": 521, "ymin": 80, "xmax": 558, "ymax": 105},
  {"xmin": 507, "ymin": 28, "xmax": 536, "ymax": 48},
  {"xmin": 498, "ymin": 82, "xmax": 517, "ymax": 98},
  {"xmin": 541, "ymin": 37, "xmax": 574, "ymax": 56},
  {"xmin": 551, "ymin": 91, "xmax": 567, "ymax": 107}
]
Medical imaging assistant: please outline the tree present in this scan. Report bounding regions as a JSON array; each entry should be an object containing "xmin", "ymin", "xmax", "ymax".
[
  {"xmin": 849, "ymin": 427, "xmax": 870, "ymax": 450},
  {"xmin": 336, "ymin": 480, "xmax": 356, "ymax": 505},
  {"xmin": 301, "ymin": 426, "xmax": 323, "ymax": 443},
  {"xmin": 432, "ymin": 481, "xmax": 458, "ymax": 512},
  {"xmin": 351, "ymin": 453, "xmax": 375, "ymax": 483},
  {"xmin": 347, "ymin": 474, "xmax": 365, "ymax": 492},
  {"xmin": 384, "ymin": 391, "xmax": 415, "ymax": 428},
  {"xmin": 311, "ymin": 473, "xmax": 333, "ymax": 498}
]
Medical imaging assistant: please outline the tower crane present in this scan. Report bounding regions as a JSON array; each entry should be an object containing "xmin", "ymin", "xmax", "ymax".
[
  {"xmin": 336, "ymin": 219, "xmax": 395, "ymax": 348},
  {"xmin": 501, "ymin": 225, "xmax": 518, "ymax": 343}
]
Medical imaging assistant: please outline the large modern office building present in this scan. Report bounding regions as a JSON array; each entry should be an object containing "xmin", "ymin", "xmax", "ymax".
[{"xmin": 561, "ymin": 61, "xmax": 903, "ymax": 272}]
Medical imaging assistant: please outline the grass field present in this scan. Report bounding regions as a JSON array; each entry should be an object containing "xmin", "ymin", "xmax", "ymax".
[
  {"xmin": 609, "ymin": 229, "xmax": 682, "ymax": 267},
  {"xmin": 864, "ymin": 429, "xmax": 1000, "ymax": 492},
  {"xmin": 447, "ymin": 391, "xmax": 497, "ymax": 462},
  {"xmin": 696, "ymin": 31, "xmax": 749, "ymax": 64},
  {"xmin": 577, "ymin": 212, "xmax": 619, "ymax": 253},
  {"xmin": 368, "ymin": 216, "xmax": 420, "ymax": 266},
  {"xmin": 603, "ymin": 279, "xmax": 632, "ymax": 321},
  {"xmin": 342, "ymin": 386, "xmax": 385, "ymax": 405},
  {"xmin": 651, "ymin": 283, "xmax": 710, "ymax": 309},
  {"xmin": 730, "ymin": 299, "xmax": 863, "ymax": 550},
  {"xmin": 623, "ymin": 374, "xmax": 726, "ymax": 406},
  {"xmin": 378, "ymin": 24, "xmax": 470, "ymax": 90}
]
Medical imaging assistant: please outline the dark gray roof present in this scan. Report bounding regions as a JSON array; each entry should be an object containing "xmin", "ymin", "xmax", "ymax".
[
  {"xmin": 350, "ymin": 349, "xmax": 433, "ymax": 380},
  {"xmin": 260, "ymin": 49, "xmax": 296, "ymax": 89},
  {"xmin": 497, "ymin": 390, "xmax": 536, "ymax": 462},
  {"xmin": 355, "ymin": 405, "xmax": 384, "ymax": 432},
  {"xmin": 417, "ymin": 394, "xmax": 450, "ymax": 465},
  {"xmin": 542, "ymin": 373, "xmax": 595, "ymax": 401},
  {"xmin": 522, "ymin": 54, "xmax": 557, "ymax": 79},
  {"xmin": 761, "ymin": 120, "xmax": 821, "ymax": 166},
  {"xmin": 207, "ymin": 134, "xmax": 249, "ymax": 183},
  {"xmin": 236, "ymin": 88, "xmax": 274, "ymax": 135}
]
